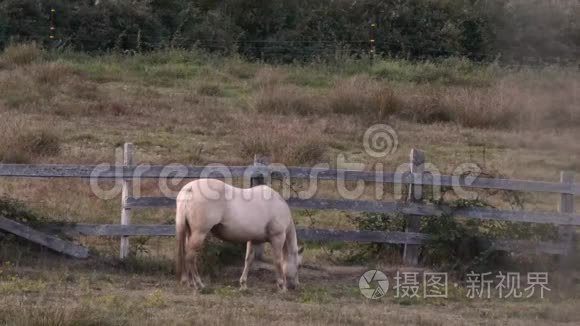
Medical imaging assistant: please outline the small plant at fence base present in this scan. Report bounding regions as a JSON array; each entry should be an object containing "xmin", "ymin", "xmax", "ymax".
[
  {"xmin": 346, "ymin": 196, "xmax": 559, "ymax": 276},
  {"xmin": 0, "ymin": 197, "xmax": 47, "ymax": 227}
]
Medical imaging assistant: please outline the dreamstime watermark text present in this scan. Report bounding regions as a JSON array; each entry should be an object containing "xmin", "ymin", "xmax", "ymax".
[{"xmin": 88, "ymin": 124, "xmax": 484, "ymax": 202}]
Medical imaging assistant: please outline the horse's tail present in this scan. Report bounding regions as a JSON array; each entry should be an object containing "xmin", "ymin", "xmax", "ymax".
[{"xmin": 175, "ymin": 188, "xmax": 190, "ymax": 281}]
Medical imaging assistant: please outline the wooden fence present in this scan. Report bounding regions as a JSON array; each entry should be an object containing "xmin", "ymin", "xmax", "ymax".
[{"xmin": 0, "ymin": 143, "xmax": 578, "ymax": 265}]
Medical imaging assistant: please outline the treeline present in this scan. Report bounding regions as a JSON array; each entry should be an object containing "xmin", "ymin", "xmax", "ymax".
[{"xmin": 0, "ymin": 0, "xmax": 578, "ymax": 63}]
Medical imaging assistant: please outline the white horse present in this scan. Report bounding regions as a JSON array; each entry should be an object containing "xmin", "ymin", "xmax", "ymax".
[{"xmin": 175, "ymin": 179, "xmax": 303, "ymax": 291}]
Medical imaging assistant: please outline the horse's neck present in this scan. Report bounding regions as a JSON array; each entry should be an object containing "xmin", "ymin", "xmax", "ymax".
[{"xmin": 285, "ymin": 221, "xmax": 298, "ymax": 256}]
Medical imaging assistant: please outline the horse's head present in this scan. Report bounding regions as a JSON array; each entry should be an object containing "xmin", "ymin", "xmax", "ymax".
[{"xmin": 285, "ymin": 246, "xmax": 304, "ymax": 289}]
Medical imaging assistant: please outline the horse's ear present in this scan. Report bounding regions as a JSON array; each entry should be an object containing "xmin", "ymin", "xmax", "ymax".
[{"xmin": 298, "ymin": 246, "xmax": 304, "ymax": 255}]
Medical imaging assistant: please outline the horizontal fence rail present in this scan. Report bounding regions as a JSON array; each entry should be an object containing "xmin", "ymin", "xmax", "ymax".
[
  {"xmin": 1, "ymin": 164, "xmax": 579, "ymax": 194},
  {"xmin": 126, "ymin": 197, "xmax": 580, "ymax": 226},
  {"xmin": 41, "ymin": 225, "xmax": 429, "ymax": 245},
  {"xmin": 39, "ymin": 223, "xmax": 565, "ymax": 256},
  {"xmin": 0, "ymin": 145, "xmax": 577, "ymax": 263}
]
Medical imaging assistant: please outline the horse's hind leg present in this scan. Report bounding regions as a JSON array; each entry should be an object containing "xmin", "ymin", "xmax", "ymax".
[
  {"xmin": 239, "ymin": 241, "xmax": 255, "ymax": 290},
  {"xmin": 270, "ymin": 234, "xmax": 287, "ymax": 292},
  {"xmin": 186, "ymin": 231, "xmax": 207, "ymax": 290}
]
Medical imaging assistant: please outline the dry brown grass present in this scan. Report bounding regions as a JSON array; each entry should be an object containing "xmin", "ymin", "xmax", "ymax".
[
  {"xmin": 0, "ymin": 252, "xmax": 579, "ymax": 326},
  {"xmin": 0, "ymin": 115, "xmax": 61, "ymax": 163},
  {"xmin": 0, "ymin": 43, "xmax": 43, "ymax": 67},
  {"xmin": 327, "ymin": 76, "xmax": 402, "ymax": 122},
  {"xmin": 197, "ymin": 83, "xmax": 224, "ymax": 97},
  {"xmin": 253, "ymin": 84, "xmax": 324, "ymax": 116},
  {"xmin": 393, "ymin": 73, "xmax": 580, "ymax": 130},
  {"xmin": 254, "ymin": 66, "xmax": 288, "ymax": 88},
  {"xmin": 253, "ymin": 75, "xmax": 402, "ymax": 120},
  {"xmin": 0, "ymin": 62, "xmax": 92, "ymax": 115},
  {"xmin": 238, "ymin": 115, "xmax": 329, "ymax": 165}
]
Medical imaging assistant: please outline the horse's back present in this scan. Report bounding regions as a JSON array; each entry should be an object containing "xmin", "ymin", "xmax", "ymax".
[
  {"xmin": 221, "ymin": 184, "xmax": 292, "ymax": 241},
  {"xmin": 177, "ymin": 179, "xmax": 292, "ymax": 242}
]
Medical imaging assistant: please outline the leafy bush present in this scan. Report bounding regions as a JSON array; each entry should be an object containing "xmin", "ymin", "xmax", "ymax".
[
  {"xmin": 2, "ymin": 0, "xmax": 576, "ymax": 63},
  {"xmin": 200, "ymin": 238, "xmax": 244, "ymax": 276},
  {"xmin": 0, "ymin": 197, "xmax": 47, "ymax": 226},
  {"xmin": 348, "ymin": 195, "xmax": 558, "ymax": 274}
]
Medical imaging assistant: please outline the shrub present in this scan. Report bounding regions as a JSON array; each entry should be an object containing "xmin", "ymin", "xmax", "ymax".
[
  {"xmin": 328, "ymin": 76, "xmax": 401, "ymax": 121},
  {"xmin": 0, "ymin": 0, "xmax": 578, "ymax": 63},
  {"xmin": 200, "ymin": 238, "xmax": 244, "ymax": 276},
  {"xmin": 30, "ymin": 62, "xmax": 78, "ymax": 85},
  {"xmin": 371, "ymin": 58, "xmax": 497, "ymax": 86},
  {"xmin": 253, "ymin": 84, "xmax": 323, "ymax": 116},
  {"xmin": 16, "ymin": 130, "xmax": 61, "ymax": 157},
  {"xmin": 253, "ymin": 66, "xmax": 287, "ymax": 88},
  {"xmin": 0, "ymin": 120, "xmax": 61, "ymax": 163},
  {"xmin": 347, "ymin": 194, "xmax": 558, "ymax": 274},
  {"xmin": 238, "ymin": 116, "xmax": 327, "ymax": 165},
  {"xmin": 0, "ymin": 43, "xmax": 43, "ymax": 66},
  {"xmin": 197, "ymin": 83, "xmax": 223, "ymax": 97},
  {"xmin": 0, "ymin": 197, "xmax": 47, "ymax": 226},
  {"xmin": 396, "ymin": 83, "xmax": 522, "ymax": 129}
]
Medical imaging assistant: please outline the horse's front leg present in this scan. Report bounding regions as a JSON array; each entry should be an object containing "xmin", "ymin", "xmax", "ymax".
[
  {"xmin": 239, "ymin": 241, "xmax": 255, "ymax": 290},
  {"xmin": 270, "ymin": 235, "xmax": 287, "ymax": 292}
]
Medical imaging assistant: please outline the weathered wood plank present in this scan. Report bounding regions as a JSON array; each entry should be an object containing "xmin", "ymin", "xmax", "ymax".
[
  {"xmin": 41, "ymin": 224, "xmax": 565, "ymax": 255},
  {"xmin": 558, "ymin": 171, "xmax": 576, "ymax": 270},
  {"xmin": 127, "ymin": 196, "xmax": 175, "ymax": 207},
  {"xmin": 1, "ymin": 164, "xmax": 578, "ymax": 194},
  {"xmin": 0, "ymin": 165, "xmax": 264, "ymax": 179},
  {"xmin": 0, "ymin": 216, "xmax": 89, "ymax": 259},
  {"xmin": 126, "ymin": 196, "xmax": 580, "ymax": 226},
  {"xmin": 298, "ymin": 228, "xmax": 429, "ymax": 244},
  {"xmin": 491, "ymin": 240, "xmax": 566, "ymax": 256},
  {"xmin": 449, "ymin": 206, "xmax": 580, "ymax": 226},
  {"xmin": 44, "ymin": 224, "xmax": 429, "ymax": 245},
  {"xmin": 120, "ymin": 143, "xmax": 133, "ymax": 259},
  {"xmin": 286, "ymin": 167, "xmax": 580, "ymax": 194},
  {"xmin": 403, "ymin": 148, "xmax": 424, "ymax": 266},
  {"xmin": 46, "ymin": 224, "xmax": 176, "ymax": 236},
  {"xmin": 287, "ymin": 197, "xmax": 401, "ymax": 213}
]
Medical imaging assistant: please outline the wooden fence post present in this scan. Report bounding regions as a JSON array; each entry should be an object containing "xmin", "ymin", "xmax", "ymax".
[
  {"xmin": 558, "ymin": 171, "xmax": 575, "ymax": 270},
  {"xmin": 251, "ymin": 154, "xmax": 271, "ymax": 261},
  {"xmin": 120, "ymin": 143, "xmax": 133, "ymax": 259},
  {"xmin": 403, "ymin": 148, "xmax": 424, "ymax": 266}
]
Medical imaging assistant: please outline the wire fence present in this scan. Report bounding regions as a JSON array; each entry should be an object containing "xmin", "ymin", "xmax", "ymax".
[{"xmin": 40, "ymin": 35, "xmax": 580, "ymax": 69}]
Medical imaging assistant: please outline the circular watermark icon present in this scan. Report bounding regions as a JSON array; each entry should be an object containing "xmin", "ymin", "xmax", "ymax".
[
  {"xmin": 359, "ymin": 270, "xmax": 389, "ymax": 299},
  {"xmin": 363, "ymin": 124, "xmax": 398, "ymax": 158}
]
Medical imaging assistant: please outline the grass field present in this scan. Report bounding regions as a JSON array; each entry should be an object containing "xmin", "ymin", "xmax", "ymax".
[
  {"xmin": 1, "ymin": 44, "xmax": 580, "ymax": 325},
  {"xmin": 1, "ymin": 246, "xmax": 579, "ymax": 326}
]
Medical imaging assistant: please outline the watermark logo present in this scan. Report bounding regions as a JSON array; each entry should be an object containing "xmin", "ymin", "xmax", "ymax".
[
  {"xmin": 363, "ymin": 124, "xmax": 398, "ymax": 158},
  {"xmin": 359, "ymin": 271, "xmax": 550, "ymax": 300},
  {"xmin": 359, "ymin": 270, "xmax": 389, "ymax": 299},
  {"xmin": 466, "ymin": 271, "xmax": 550, "ymax": 299}
]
